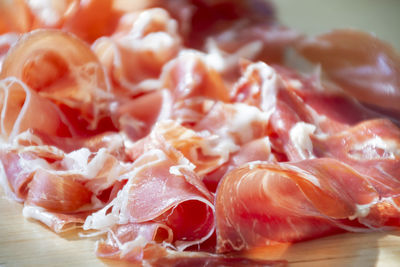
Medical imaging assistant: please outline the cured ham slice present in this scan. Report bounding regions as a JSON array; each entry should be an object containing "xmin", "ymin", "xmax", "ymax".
[
  {"xmin": 0, "ymin": 78, "xmax": 71, "ymax": 140},
  {"xmin": 126, "ymin": 120, "xmax": 238, "ymax": 178},
  {"xmin": 1, "ymin": 0, "xmax": 400, "ymax": 265},
  {"xmin": 215, "ymin": 158, "xmax": 395, "ymax": 252},
  {"xmin": 117, "ymin": 89, "xmax": 172, "ymax": 140},
  {"xmin": 92, "ymin": 8, "xmax": 181, "ymax": 94},
  {"xmin": 0, "ymin": 30, "xmax": 112, "ymax": 130},
  {"xmin": 84, "ymin": 143, "xmax": 215, "ymax": 259},
  {"xmin": 27, "ymin": 169, "xmax": 92, "ymax": 212},
  {"xmin": 161, "ymin": 50, "xmax": 229, "ymax": 102},
  {"xmin": 313, "ymin": 119, "xmax": 400, "ymax": 198},
  {"xmin": 297, "ymin": 29, "xmax": 400, "ymax": 113}
]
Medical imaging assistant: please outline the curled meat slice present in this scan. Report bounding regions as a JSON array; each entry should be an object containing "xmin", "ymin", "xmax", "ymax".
[
  {"xmin": 0, "ymin": 78, "xmax": 72, "ymax": 140},
  {"xmin": 0, "ymin": 30, "xmax": 112, "ymax": 130},
  {"xmin": 296, "ymin": 29, "xmax": 400, "ymax": 113},
  {"xmin": 313, "ymin": 119, "xmax": 400, "ymax": 198},
  {"xmin": 85, "ymin": 143, "xmax": 215, "ymax": 255},
  {"xmin": 216, "ymin": 158, "xmax": 387, "ymax": 253},
  {"xmin": 161, "ymin": 50, "xmax": 229, "ymax": 102},
  {"xmin": 93, "ymin": 8, "xmax": 181, "ymax": 94}
]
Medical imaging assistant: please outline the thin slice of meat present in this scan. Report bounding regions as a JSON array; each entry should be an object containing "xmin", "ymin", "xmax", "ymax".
[
  {"xmin": 126, "ymin": 120, "xmax": 239, "ymax": 179},
  {"xmin": 85, "ymin": 141, "xmax": 215, "ymax": 255},
  {"xmin": 92, "ymin": 8, "xmax": 181, "ymax": 94},
  {"xmin": 26, "ymin": 169, "xmax": 92, "ymax": 212},
  {"xmin": 313, "ymin": 119, "xmax": 400, "ymax": 198},
  {"xmin": 0, "ymin": 29, "xmax": 112, "ymax": 131},
  {"xmin": 22, "ymin": 205, "xmax": 92, "ymax": 233},
  {"xmin": 161, "ymin": 50, "xmax": 230, "ymax": 102},
  {"xmin": 0, "ymin": 0, "xmax": 32, "ymax": 34},
  {"xmin": 204, "ymin": 137, "xmax": 275, "ymax": 192},
  {"xmin": 0, "ymin": 78, "xmax": 72, "ymax": 140},
  {"xmin": 215, "ymin": 158, "xmax": 388, "ymax": 253},
  {"xmin": 117, "ymin": 89, "xmax": 172, "ymax": 140},
  {"xmin": 62, "ymin": 0, "xmax": 121, "ymax": 43},
  {"xmin": 194, "ymin": 102, "xmax": 269, "ymax": 146},
  {"xmin": 296, "ymin": 29, "xmax": 400, "ymax": 113},
  {"xmin": 26, "ymin": 0, "xmax": 78, "ymax": 29}
]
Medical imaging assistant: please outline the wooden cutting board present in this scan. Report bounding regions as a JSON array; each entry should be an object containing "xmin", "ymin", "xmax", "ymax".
[{"xmin": 1, "ymin": 192, "xmax": 400, "ymax": 267}]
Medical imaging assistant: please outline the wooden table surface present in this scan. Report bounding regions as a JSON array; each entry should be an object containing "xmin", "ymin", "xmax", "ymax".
[
  {"xmin": 1, "ymin": 192, "xmax": 400, "ymax": 267},
  {"xmin": 1, "ymin": 1, "xmax": 400, "ymax": 267}
]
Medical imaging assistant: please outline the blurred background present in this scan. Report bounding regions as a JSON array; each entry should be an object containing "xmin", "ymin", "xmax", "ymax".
[{"xmin": 274, "ymin": 0, "xmax": 400, "ymax": 51}]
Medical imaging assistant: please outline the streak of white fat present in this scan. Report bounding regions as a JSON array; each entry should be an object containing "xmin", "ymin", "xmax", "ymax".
[
  {"xmin": 18, "ymin": 155, "xmax": 52, "ymax": 175},
  {"xmin": 5, "ymin": 78, "xmax": 31, "ymax": 140},
  {"xmin": 83, "ymin": 196, "xmax": 119, "ymax": 230},
  {"xmin": 169, "ymin": 162, "xmax": 196, "ymax": 177},
  {"xmin": 129, "ymin": 8, "xmax": 178, "ymax": 39},
  {"xmin": 11, "ymin": 130, "xmax": 44, "ymax": 146},
  {"xmin": 169, "ymin": 152, "xmax": 196, "ymax": 176},
  {"xmin": 155, "ymin": 90, "xmax": 173, "ymax": 122},
  {"xmin": 0, "ymin": 159, "xmax": 22, "ymax": 201},
  {"xmin": 118, "ymin": 235, "xmax": 149, "ymax": 258},
  {"xmin": 26, "ymin": 0, "xmax": 61, "ymax": 26},
  {"xmin": 117, "ymin": 149, "xmax": 168, "ymax": 225},
  {"xmin": 304, "ymin": 104, "xmax": 329, "ymax": 130},
  {"xmin": 289, "ymin": 122, "xmax": 317, "ymax": 160},
  {"xmin": 0, "ymin": 81, "xmax": 9, "ymax": 137},
  {"xmin": 132, "ymin": 78, "xmax": 162, "ymax": 94},
  {"xmin": 202, "ymin": 136, "xmax": 238, "ymax": 165},
  {"xmin": 348, "ymin": 198, "xmax": 379, "ymax": 220},
  {"xmin": 287, "ymin": 79, "xmax": 303, "ymax": 90},
  {"xmin": 23, "ymin": 205, "xmax": 55, "ymax": 228},
  {"xmin": 351, "ymin": 136, "xmax": 400, "ymax": 160},
  {"xmin": 224, "ymin": 103, "xmax": 269, "ymax": 144},
  {"xmin": 204, "ymin": 39, "xmax": 263, "ymax": 72},
  {"xmin": 177, "ymin": 52, "xmax": 198, "ymax": 97},
  {"xmin": 235, "ymin": 62, "xmax": 281, "ymax": 115},
  {"xmin": 246, "ymin": 160, "xmax": 268, "ymax": 170},
  {"xmin": 282, "ymin": 163, "xmax": 321, "ymax": 188},
  {"xmin": 382, "ymin": 196, "xmax": 400, "ymax": 212},
  {"xmin": 129, "ymin": 32, "xmax": 177, "ymax": 53}
]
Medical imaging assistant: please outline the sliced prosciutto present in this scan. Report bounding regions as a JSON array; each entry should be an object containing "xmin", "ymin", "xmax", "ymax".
[
  {"xmin": 1, "ymin": 0, "xmax": 400, "ymax": 265},
  {"xmin": 84, "ymin": 140, "xmax": 216, "ymax": 260},
  {"xmin": 215, "ymin": 158, "xmax": 397, "ymax": 252},
  {"xmin": 92, "ymin": 8, "xmax": 181, "ymax": 94},
  {"xmin": 0, "ymin": 29, "xmax": 112, "ymax": 131},
  {"xmin": 296, "ymin": 29, "xmax": 400, "ymax": 114},
  {"xmin": 0, "ymin": 78, "xmax": 71, "ymax": 139}
]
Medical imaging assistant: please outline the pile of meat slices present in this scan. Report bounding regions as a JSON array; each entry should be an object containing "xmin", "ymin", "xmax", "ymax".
[{"xmin": 1, "ymin": 0, "xmax": 400, "ymax": 265}]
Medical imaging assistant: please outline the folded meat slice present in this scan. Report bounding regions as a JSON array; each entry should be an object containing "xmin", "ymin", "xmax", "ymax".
[
  {"xmin": 0, "ymin": 78, "xmax": 72, "ymax": 140},
  {"xmin": 0, "ymin": 29, "xmax": 112, "ymax": 131},
  {"xmin": 313, "ymin": 119, "xmax": 400, "ymax": 199},
  {"xmin": 117, "ymin": 89, "xmax": 172, "ymax": 140},
  {"xmin": 85, "ymin": 141, "xmax": 215, "ymax": 260},
  {"xmin": 93, "ymin": 8, "xmax": 181, "ymax": 94},
  {"xmin": 27, "ymin": 169, "xmax": 92, "ymax": 212},
  {"xmin": 215, "ymin": 158, "xmax": 396, "ymax": 253},
  {"xmin": 127, "ymin": 120, "xmax": 240, "ymax": 180},
  {"xmin": 161, "ymin": 50, "xmax": 229, "ymax": 102},
  {"xmin": 296, "ymin": 29, "xmax": 400, "ymax": 114}
]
